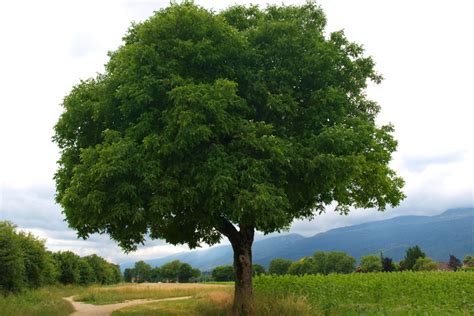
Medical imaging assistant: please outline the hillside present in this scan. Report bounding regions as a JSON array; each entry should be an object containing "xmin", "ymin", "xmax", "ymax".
[{"xmin": 121, "ymin": 208, "xmax": 473, "ymax": 271}]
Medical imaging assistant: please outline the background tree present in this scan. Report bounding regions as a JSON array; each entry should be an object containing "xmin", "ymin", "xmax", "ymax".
[
  {"xmin": 212, "ymin": 265, "xmax": 235, "ymax": 282},
  {"xmin": 53, "ymin": 2, "xmax": 404, "ymax": 313},
  {"xmin": 78, "ymin": 259, "xmax": 96, "ymax": 285},
  {"xmin": 177, "ymin": 262, "xmax": 200, "ymax": 283},
  {"xmin": 360, "ymin": 255, "xmax": 382, "ymax": 273},
  {"xmin": 124, "ymin": 268, "xmax": 135, "ymax": 283},
  {"xmin": 0, "ymin": 222, "xmax": 26, "ymax": 292},
  {"xmin": 53, "ymin": 251, "xmax": 81, "ymax": 285},
  {"xmin": 403, "ymin": 246, "xmax": 426, "ymax": 270},
  {"xmin": 252, "ymin": 264, "xmax": 265, "ymax": 276},
  {"xmin": 288, "ymin": 257, "xmax": 314, "ymax": 276},
  {"xmin": 463, "ymin": 255, "xmax": 474, "ymax": 267},
  {"xmin": 311, "ymin": 251, "xmax": 355, "ymax": 275},
  {"xmin": 150, "ymin": 267, "xmax": 163, "ymax": 282},
  {"xmin": 133, "ymin": 261, "xmax": 152, "ymax": 283},
  {"xmin": 413, "ymin": 257, "xmax": 437, "ymax": 271},
  {"xmin": 268, "ymin": 258, "xmax": 292, "ymax": 275},
  {"xmin": 448, "ymin": 255, "xmax": 462, "ymax": 271},
  {"xmin": 381, "ymin": 256, "xmax": 395, "ymax": 272}
]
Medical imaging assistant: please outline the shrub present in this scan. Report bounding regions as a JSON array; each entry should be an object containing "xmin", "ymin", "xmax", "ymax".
[
  {"xmin": 413, "ymin": 257, "xmax": 437, "ymax": 271},
  {"xmin": 360, "ymin": 255, "xmax": 382, "ymax": 272}
]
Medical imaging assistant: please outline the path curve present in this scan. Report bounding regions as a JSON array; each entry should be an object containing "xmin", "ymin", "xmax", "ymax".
[{"xmin": 63, "ymin": 295, "xmax": 193, "ymax": 316}]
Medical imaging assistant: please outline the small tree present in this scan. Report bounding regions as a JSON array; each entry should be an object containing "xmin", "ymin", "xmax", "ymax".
[
  {"xmin": 448, "ymin": 255, "xmax": 462, "ymax": 271},
  {"xmin": 212, "ymin": 265, "xmax": 235, "ymax": 281},
  {"xmin": 360, "ymin": 255, "xmax": 382, "ymax": 273},
  {"xmin": 288, "ymin": 257, "xmax": 314, "ymax": 276},
  {"xmin": 133, "ymin": 261, "xmax": 152, "ymax": 283},
  {"xmin": 403, "ymin": 246, "xmax": 426, "ymax": 270},
  {"xmin": 413, "ymin": 257, "xmax": 437, "ymax": 271},
  {"xmin": 177, "ymin": 262, "xmax": 200, "ymax": 283},
  {"xmin": 0, "ymin": 222, "xmax": 26, "ymax": 292},
  {"xmin": 268, "ymin": 258, "xmax": 292, "ymax": 275},
  {"xmin": 252, "ymin": 264, "xmax": 265, "ymax": 276},
  {"xmin": 53, "ymin": 251, "xmax": 81, "ymax": 284},
  {"xmin": 53, "ymin": 2, "xmax": 405, "ymax": 313},
  {"xmin": 381, "ymin": 256, "xmax": 394, "ymax": 272},
  {"xmin": 312, "ymin": 251, "xmax": 355, "ymax": 274},
  {"xmin": 78, "ymin": 259, "xmax": 96, "ymax": 285},
  {"xmin": 463, "ymin": 255, "xmax": 474, "ymax": 267},
  {"xmin": 124, "ymin": 268, "xmax": 135, "ymax": 282}
]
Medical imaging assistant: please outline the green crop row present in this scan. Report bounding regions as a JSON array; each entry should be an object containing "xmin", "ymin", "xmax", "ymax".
[{"xmin": 254, "ymin": 271, "xmax": 474, "ymax": 315}]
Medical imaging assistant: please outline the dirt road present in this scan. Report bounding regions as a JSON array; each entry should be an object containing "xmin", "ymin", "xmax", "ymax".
[{"xmin": 63, "ymin": 295, "xmax": 192, "ymax": 316}]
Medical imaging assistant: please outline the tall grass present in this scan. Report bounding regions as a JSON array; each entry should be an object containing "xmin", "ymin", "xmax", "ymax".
[
  {"xmin": 0, "ymin": 285, "xmax": 79, "ymax": 316},
  {"xmin": 75, "ymin": 283, "xmax": 233, "ymax": 305}
]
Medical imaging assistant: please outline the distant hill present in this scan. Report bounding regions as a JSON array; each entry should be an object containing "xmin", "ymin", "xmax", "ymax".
[{"xmin": 120, "ymin": 208, "xmax": 473, "ymax": 271}]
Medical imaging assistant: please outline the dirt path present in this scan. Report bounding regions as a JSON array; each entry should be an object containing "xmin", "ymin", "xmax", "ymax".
[{"xmin": 63, "ymin": 296, "xmax": 193, "ymax": 316}]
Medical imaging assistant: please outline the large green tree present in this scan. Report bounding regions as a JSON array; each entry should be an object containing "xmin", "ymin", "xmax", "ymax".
[{"xmin": 53, "ymin": 2, "xmax": 404, "ymax": 314}]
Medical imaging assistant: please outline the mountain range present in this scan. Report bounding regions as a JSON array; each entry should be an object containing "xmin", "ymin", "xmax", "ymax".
[{"xmin": 120, "ymin": 208, "xmax": 473, "ymax": 271}]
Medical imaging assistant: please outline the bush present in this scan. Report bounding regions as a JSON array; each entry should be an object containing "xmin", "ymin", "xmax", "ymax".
[
  {"xmin": 212, "ymin": 265, "xmax": 235, "ymax": 281},
  {"xmin": 360, "ymin": 255, "xmax": 382, "ymax": 272},
  {"xmin": 0, "ymin": 222, "xmax": 26, "ymax": 292},
  {"xmin": 413, "ymin": 257, "xmax": 437, "ymax": 271},
  {"xmin": 268, "ymin": 259, "xmax": 293, "ymax": 275},
  {"xmin": 403, "ymin": 245, "xmax": 426, "ymax": 270}
]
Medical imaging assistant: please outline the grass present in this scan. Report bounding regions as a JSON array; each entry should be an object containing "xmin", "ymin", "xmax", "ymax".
[
  {"xmin": 112, "ymin": 289, "xmax": 311, "ymax": 316},
  {"xmin": 0, "ymin": 285, "xmax": 78, "ymax": 316},
  {"xmin": 254, "ymin": 271, "xmax": 474, "ymax": 315},
  {"xmin": 74, "ymin": 282, "xmax": 233, "ymax": 305}
]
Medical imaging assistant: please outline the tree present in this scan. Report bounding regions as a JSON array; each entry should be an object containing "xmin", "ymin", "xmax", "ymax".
[
  {"xmin": 381, "ymin": 256, "xmax": 395, "ymax": 272},
  {"xmin": 124, "ymin": 268, "xmax": 135, "ymax": 283},
  {"xmin": 53, "ymin": 251, "xmax": 81, "ymax": 284},
  {"xmin": 448, "ymin": 255, "xmax": 462, "ymax": 271},
  {"xmin": 78, "ymin": 259, "xmax": 96, "ymax": 285},
  {"xmin": 403, "ymin": 246, "xmax": 426, "ymax": 270},
  {"xmin": 310, "ymin": 251, "xmax": 355, "ymax": 275},
  {"xmin": 413, "ymin": 257, "xmax": 437, "ymax": 271},
  {"xmin": 53, "ymin": 2, "xmax": 404, "ymax": 314},
  {"xmin": 212, "ymin": 265, "xmax": 235, "ymax": 281},
  {"xmin": 268, "ymin": 258, "xmax": 292, "ymax": 275},
  {"xmin": 360, "ymin": 255, "xmax": 382, "ymax": 273},
  {"xmin": 133, "ymin": 261, "xmax": 152, "ymax": 283},
  {"xmin": 252, "ymin": 264, "xmax": 265, "ymax": 276},
  {"xmin": 288, "ymin": 257, "xmax": 314, "ymax": 276},
  {"xmin": 0, "ymin": 222, "xmax": 26, "ymax": 292},
  {"xmin": 463, "ymin": 255, "xmax": 474, "ymax": 267},
  {"xmin": 178, "ymin": 262, "xmax": 200, "ymax": 282}
]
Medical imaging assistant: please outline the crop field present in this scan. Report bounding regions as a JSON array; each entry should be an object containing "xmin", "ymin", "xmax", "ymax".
[{"xmin": 254, "ymin": 272, "xmax": 474, "ymax": 315}]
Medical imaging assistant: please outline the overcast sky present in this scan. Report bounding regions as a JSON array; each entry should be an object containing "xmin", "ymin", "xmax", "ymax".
[{"xmin": 0, "ymin": 0, "xmax": 473, "ymax": 264}]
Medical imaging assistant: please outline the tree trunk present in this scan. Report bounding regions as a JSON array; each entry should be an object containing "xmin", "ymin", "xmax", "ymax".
[
  {"xmin": 217, "ymin": 219, "xmax": 255, "ymax": 316},
  {"xmin": 231, "ymin": 230, "xmax": 254, "ymax": 316}
]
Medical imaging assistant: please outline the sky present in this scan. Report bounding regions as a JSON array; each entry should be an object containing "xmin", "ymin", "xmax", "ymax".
[{"xmin": 0, "ymin": 0, "xmax": 473, "ymax": 264}]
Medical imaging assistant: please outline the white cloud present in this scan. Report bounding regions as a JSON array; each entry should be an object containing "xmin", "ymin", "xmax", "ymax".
[{"xmin": 1, "ymin": 0, "xmax": 473, "ymax": 264}]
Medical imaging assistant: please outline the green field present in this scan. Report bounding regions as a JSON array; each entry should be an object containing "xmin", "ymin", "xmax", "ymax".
[
  {"xmin": 1, "ymin": 272, "xmax": 472, "ymax": 315},
  {"xmin": 254, "ymin": 272, "xmax": 474, "ymax": 315}
]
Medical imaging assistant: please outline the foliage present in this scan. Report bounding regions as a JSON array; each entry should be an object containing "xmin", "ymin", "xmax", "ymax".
[
  {"xmin": 360, "ymin": 255, "xmax": 382, "ymax": 272},
  {"xmin": 254, "ymin": 272, "xmax": 474, "ymax": 315},
  {"xmin": 123, "ymin": 268, "xmax": 134, "ymax": 283},
  {"xmin": 463, "ymin": 255, "xmax": 474, "ymax": 267},
  {"xmin": 448, "ymin": 255, "xmax": 462, "ymax": 271},
  {"xmin": 53, "ymin": 1, "xmax": 404, "ymax": 251},
  {"xmin": 133, "ymin": 261, "xmax": 152, "ymax": 283},
  {"xmin": 403, "ymin": 245, "xmax": 426, "ymax": 270},
  {"xmin": 413, "ymin": 257, "xmax": 438, "ymax": 271},
  {"xmin": 0, "ymin": 222, "xmax": 26, "ymax": 292},
  {"xmin": 381, "ymin": 255, "xmax": 395, "ymax": 272},
  {"xmin": 252, "ymin": 264, "xmax": 266, "ymax": 276},
  {"xmin": 288, "ymin": 257, "xmax": 314, "ymax": 276},
  {"xmin": 53, "ymin": 251, "xmax": 82, "ymax": 285},
  {"xmin": 212, "ymin": 265, "xmax": 235, "ymax": 282},
  {"xmin": 268, "ymin": 258, "xmax": 292, "ymax": 275}
]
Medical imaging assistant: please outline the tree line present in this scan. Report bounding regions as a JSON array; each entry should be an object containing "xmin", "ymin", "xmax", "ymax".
[
  {"xmin": 154, "ymin": 246, "xmax": 474, "ymax": 283},
  {"xmin": 0, "ymin": 221, "xmax": 121, "ymax": 294}
]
